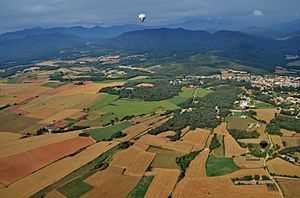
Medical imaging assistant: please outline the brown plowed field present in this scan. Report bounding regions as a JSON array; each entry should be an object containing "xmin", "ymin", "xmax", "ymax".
[
  {"xmin": 0, "ymin": 141, "xmax": 118, "ymax": 198},
  {"xmin": 281, "ymin": 136, "xmax": 300, "ymax": 147},
  {"xmin": 145, "ymin": 168, "xmax": 180, "ymax": 198},
  {"xmin": 254, "ymin": 108, "xmax": 279, "ymax": 123},
  {"xmin": 276, "ymin": 178, "xmax": 300, "ymax": 198},
  {"xmin": 0, "ymin": 137, "xmax": 95, "ymax": 185},
  {"xmin": 280, "ymin": 129, "xmax": 297, "ymax": 137},
  {"xmin": 213, "ymin": 122, "xmax": 229, "ymax": 135}
]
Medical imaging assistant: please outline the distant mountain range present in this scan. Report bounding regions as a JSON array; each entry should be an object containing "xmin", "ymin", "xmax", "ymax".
[{"xmin": 0, "ymin": 20, "xmax": 299, "ymax": 71}]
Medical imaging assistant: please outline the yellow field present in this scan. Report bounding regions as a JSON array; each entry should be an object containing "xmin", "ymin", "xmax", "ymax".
[
  {"xmin": 44, "ymin": 190, "xmax": 66, "ymax": 198},
  {"xmin": 185, "ymin": 149, "xmax": 209, "ymax": 177},
  {"xmin": 233, "ymin": 156, "xmax": 264, "ymax": 169},
  {"xmin": 0, "ymin": 83, "xmax": 51, "ymax": 105},
  {"xmin": 254, "ymin": 108, "xmax": 279, "ymax": 123},
  {"xmin": 281, "ymin": 136, "xmax": 300, "ymax": 147},
  {"xmin": 224, "ymin": 134, "xmax": 247, "ymax": 157},
  {"xmin": 83, "ymin": 166, "xmax": 140, "ymax": 198},
  {"xmin": 145, "ymin": 168, "xmax": 180, "ymax": 198},
  {"xmin": 0, "ymin": 132, "xmax": 21, "ymax": 145},
  {"xmin": 128, "ymin": 76, "xmax": 149, "ymax": 80},
  {"xmin": 213, "ymin": 122, "xmax": 229, "ymax": 135},
  {"xmin": 136, "ymin": 83, "xmax": 154, "ymax": 87},
  {"xmin": 280, "ymin": 129, "xmax": 297, "ymax": 137},
  {"xmin": 110, "ymin": 146, "xmax": 155, "ymax": 177},
  {"xmin": 276, "ymin": 178, "xmax": 300, "ymax": 198},
  {"xmin": 180, "ymin": 126, "xmax": 190, "ymax": 137},
  {"xmin": 39, "ymin": 109, "xmax": 82, "ymax": 124},
  {"xmin": 270, "ymin": 135, "xmax": 284, "ymax": 149},
  {"xmin": 267, "ymin": 157, "xmax": 300, "ymax": 177},
  {"xmin": 0, "ymin": 131, "xmax": 82, "ymax": 158},
  {"xmin": 182, "ymin": 128, "xmax": 210, "ymax": 151},
  {"xmin": 0, "ymin": 141, "xmax": 119, "ymax": 198},
  {"xmin": 173, "ymin": 176, "xmax": 279, "ymax": 198}
]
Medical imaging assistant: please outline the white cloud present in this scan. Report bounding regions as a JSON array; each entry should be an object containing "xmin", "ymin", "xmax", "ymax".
[{"xmin": 252, "ymin": 9, "xmax": 264, "ymax": 17}]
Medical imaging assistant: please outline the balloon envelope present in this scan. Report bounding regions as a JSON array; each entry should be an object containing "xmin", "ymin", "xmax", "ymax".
[{"xmin": 138, "ymin": 13, "xmax": 146, "ymax": 22}]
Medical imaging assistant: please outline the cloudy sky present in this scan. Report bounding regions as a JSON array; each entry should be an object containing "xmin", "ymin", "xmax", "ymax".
[{"xmin": 0, "ymin": 0, "xmax": 299, "ymax": 33}]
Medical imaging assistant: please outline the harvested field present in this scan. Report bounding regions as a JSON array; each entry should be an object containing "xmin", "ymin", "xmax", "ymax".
[
  {"xmin": 280, "ymin": 129, "xmax": 297, "ymax": 137},
  {"xmin": 145, "ymin": 168, "xmax": 180, "ymax": 198},
  {"xmin": 138, "ymin": 134, "xmax": 194, "ymax": 153},
  {"xmin": 213, "ymin": 122, "xmax": 229, "ymax": 135},
  {"xmin": 0, "ymin": 141, "xmax": 119, "ymax": 197},
  {"xmin": 256, "ymin": 123, "xmax": 268, "ymax": 140},
  {"xmin": 224, "ymin": 134, "xmax": 247, "ymax": 157},
  {"xmin": 281, "ymin": 136, "xmax": 300, "ymax": 147},
  {"xmin": 110, "ymin": 146, "xmax": 155, "ymax": 177},
  {"xmin": 180, "ymin": 126, "xmax": 190, "ymax": 137},
  {"xmin": 54, "ymin": 82, "xmax": 125, "ymax": 96},
  {"xmin": 148, "ymin": 147, "xmax": 183, "ymax": 169},
  {"xmin": 212, "ymin": 135, "xmax": 225, "ymax": 156},
  {"xmin": 254, "ymin": 108, "xmax": 279, "ymax": 123},
  {"xmin": 21, "ymin": 94, "xmax": 100, "ymax": 120},
  {"xmin": 225, "ymin": 168, "xmax": 267, "ymax": 178},
  {"xmin": 44, "ymin": 190, "xmax": 66, "ymax": 198},
  {"xmin": 0, "ymin": 131, "xmax": 83, "ymax": 158},
  {"xmin": 276, "ymin": 178, "xmax": 300, "ymax": 198},
  {"xmin": 173, "ymin": 176, "xmax": 280, "ymax": 198},
  {"xmin": 0, "ymin": 83, "xmax": 50, "ymax": 104},
  {"xmin": 128, "ymin": 76, "xmax": 149, "ymax": 80},
  {"xmin": 267, "ymin": 158, "xmax": 300, "ymax": 177},
  {"xmin": 39, "ymin": 109, "xmax": 82, "ymax": 124},
  {"xmin": 0, "ymin": 137, "xmax": 95, "ymax": 185},
  {"xmin": 0, "ymin": 132, "xmax": 21, "ymax": 145},
  {"xmin": 239, "ymin": 138, "xmax": 267, "ymax": 144},
  {"xmin": 83, "ymin": 166, "xmax": 140, "ymax": 198},
  {"xmin": 270, "ymin": 135, "xmax": 284, "ymax": 149},
  {"xmin": 233, "ymin": 156, "xmax": 264, "ymax": 169},
  {"xmin": 185, "ymin": 149, "xmax": 209, "ymax": 177},
  {"xmin": 0, "ymin": 112, "xmax": 41, "ymax": 133},
  {"xmin": 136, "ymin": 83, "xmax": 154, "ymax": 87},
  {"xmin": 182, "ymin": 128, "xmax": 210, "ymax": 151}
]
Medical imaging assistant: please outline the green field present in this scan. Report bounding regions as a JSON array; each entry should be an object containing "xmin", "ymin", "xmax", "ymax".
[
  {"xmin": 84, "ymin": 121, "xmax": 133, "ymax": 141},
  {"xmin": 96, "ymin": 98, "xmax": 179, "ymax": 125},
  {"xmin": 148, "ymin": 146, "xmax": 183, "ymax": 169},
  {"xmin": 226, "ymin": 115, "xmax": 258, "ymax": 131},
  {"xmin": 6, "ymin": 77, "xmax": 20, "ymax": 84},
  {"xmin": 41, "ymin": 82, "xmax": 65, "ymax": 88},
  {"xmin": 168, "ymin": 88, "xmax": 194, "ymax": 105},
  {"xmin": 206, "ymin": 155, "xmax": 240, "ymax": 176},
  {"xmin": 127, "ymin": 176, "xmax": 154, "ymax": 198},
  {"xmin": 89, "ymin": 94, "xmax": 120, "ymax": 110},
  {"xmin": 58, "ymin": 178, "xmax": 92, "ymax": 198},
  {"xmin": 195, "ymin": 88, "xmax": 213, "ymax": 98},
  {"xmin": 255, "ymin": 102, "xmax": 274, "ymax": 109}
]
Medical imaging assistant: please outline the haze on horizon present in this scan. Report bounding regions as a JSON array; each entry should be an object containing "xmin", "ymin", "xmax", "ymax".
[{"xmin": 0, "ymin": 0, "xmax": 300, "ymax": 33}]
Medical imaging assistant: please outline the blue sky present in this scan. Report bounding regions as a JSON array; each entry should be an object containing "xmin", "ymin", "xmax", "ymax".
[{"xmin": 0, "ymin": 0, "xmax": 299, "ymax": 32}]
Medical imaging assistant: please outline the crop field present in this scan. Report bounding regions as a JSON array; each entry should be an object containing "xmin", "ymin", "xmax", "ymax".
[
  {"xmin": 0, "ymin": 112, "xmax": 41, "ymax": 133},
  {"xmin": 280, "ymin": 129, "xmax": 297, "ymax": 137},
  {"xmin": 281, "ymin": 136, "xmax": 300, "ymax": 147},
  {"xmin": 276, "ymin": 178, "xmax": 300, "ymax": 198},
  {"xmin": 254, "ymin": 108, "xmax": 279, "ymax": 123},
  {"xmin": 267, "ymin": 157, "xmax": 300, "ymax": 177},
  {"xmin": 84, "ymin": 121, "xmax": 133, "ymax": 141},
  {"xmin": 147, "ymin": 146, "xmax": 183, "ymax": 169},
  {"xmin": 39, "ymin": 109, "xmax": 82, "ymax": 124},
  {"xmin": 233, "ymin": 156, "xmax": 263, "ymax": 169},
  {"xmin": 95, "ymin": 98, "xmax": 178, "ymax": 125},
  {"xmin": 181, "ymin": 128, "xmax": 210, "ymax": 151},
  {"xmin": 145, "ymin": 168, "xmax": 180, "ymax": 198},
  {"xmin": 0, "ymin": 137, "xmax": 95, "ymax": 185},
  {"xmin": 224, "ymin": 134, "xmax": 247, "ymax": 157},
  {"xmin": 226, "ymin": 115, "xmax": 258, "ymax": 131},
  {"xmin": 213, "ymin": 122, "xmax": 229, "ymax": 135},
  {"xmin": 0, "ymin": 83, "xmax": 51, "ymax": 104},
  {"xmin": 83, "ymin": 166, "xmax": 141, "ymax": 198},
  {"xmin": 0, "ymin": 132, "xmax": 21, "ymax": 145},
  {"xmin": 41, "ymin": 82, "xmax": 65, "ymax": 88},
  {"xmin": 110, "ymin": 145, "xmax": 155, "ymax": 177},
  {"xmin": 185, "ymin": 149, "xmax": 209, "ymax": 177},
  {"xmin": 0, "ymin": 141, "xmax": 119, "ymax": 197},
  {"xmin": 128, "ymin": 176, "xmax": 154, "ymax": 198},
  {"xmin": 255, "ymin": 102, "xmax": 275, "ymax": 109},
  {"xmin": 194, "ymin": 88, "xmax": 213, "ymax": 98},
  {"xmin": 270, "ymin": 135, "xmax": 284, "ymax": 149},
  {"xmin": 212, "ymin": 134, "xmax": 225, "ymax": 156},
  {"xmin": 44, "ymin": 190, "xmax": 66, "ymax": 198},
  {"xmin": 168, "ymin": 88, "xmax": 194, "ymax": 105},
  {"xmin": 57, "ymin": 177, "xmax": 92, "ymax": 198},
  {"xmin": 206, "ymin": 154, "xmax": 240, "ymax": 176},
  {"xmin": 173, "ymin": 176, "xmax": 280, "ymax": 198}
]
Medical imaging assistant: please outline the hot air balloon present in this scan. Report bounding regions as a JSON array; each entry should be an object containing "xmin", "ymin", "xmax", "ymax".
[{"xmin": 138, "ymin": 13, "xmax": 146, "ymax": 22}]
